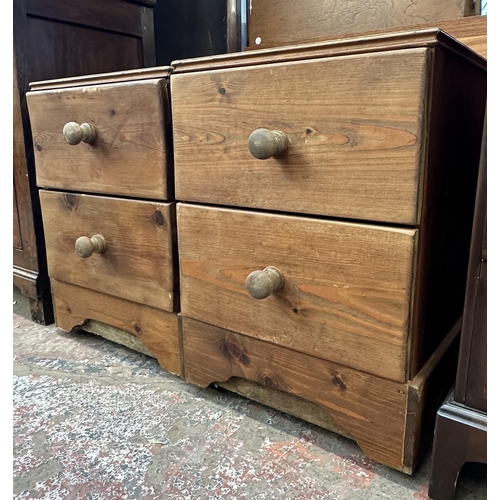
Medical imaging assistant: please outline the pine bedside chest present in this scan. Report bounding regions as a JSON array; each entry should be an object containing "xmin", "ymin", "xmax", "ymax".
[
  {"xmin": 25, "ymin": 28, "xmax": 486, "ymax": 475},
  {"xmin": 170, "ymin": 29, "xmax": 486, "ymax": 473},
  {"xmin": 26, "ymin": 67, "xmax": 181, "ymax": 377}
]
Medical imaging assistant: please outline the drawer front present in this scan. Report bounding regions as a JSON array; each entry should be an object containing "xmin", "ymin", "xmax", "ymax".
[
  {"xmin": 27, "ymin": 80, "xmax": 171, "ymax": 199},
  {"xmin": 177, "ymin": 204, "xmax": 417, "ymax": 382},
  {"xmin": 182, "ymin": 317, "xmax": 408, "ymax": 471},
  {"xmin": 52, "ymin": 279, "xmax": 181, "ymax": 377},
  {"xmin": 40, "ymin": 191, "xmax": 176, "ymax": 312},
  {"xmin": 172, "ymin": 49, "xmax": 429, "ymax": 224}
]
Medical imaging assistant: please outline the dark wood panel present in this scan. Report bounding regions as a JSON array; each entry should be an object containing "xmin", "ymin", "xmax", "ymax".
[
  {"xmin": 25, "ymin": 0, "xmax": 144, "ymax": 36},
  {"xmin": 455, "ymin": 113, "xmax": 487, "ymax": 412},
  {"xmin": 141, "ymin": 6, "xmax": 156, "ymax": 66},
  {"xmin": 154, "ymin": 0, "xmax": 227, "ymax": 66},
  {"xmin": 25, "ymin": 18, "xmax": 143, "ymax": 83},
  {"xmin": 408, "ymin": 46, "xmax": 486, "ymax": 378},
  {"xmin": 13, "ymin": 56, "xmax": 38, "ymax": 272},
  {"xmin": 429, "ymin": 390, "xmax": 486, "ymax": 499}
]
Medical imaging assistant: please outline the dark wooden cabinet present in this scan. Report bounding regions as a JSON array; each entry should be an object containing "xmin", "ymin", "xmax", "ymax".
[
  {"xmin": 454, "ymin": 130, "xmax": 487, "ymax": 413},
  {"xmin": 13, "ymin": 0, "xmax": 157, "ymax": 323},
  {"xmin": 428, "ymin": 114, "xmax": 487, "ymax": 500},
  {"xmin": 153, "ymin": 0, "xmax": 229, "ymax": 65}
]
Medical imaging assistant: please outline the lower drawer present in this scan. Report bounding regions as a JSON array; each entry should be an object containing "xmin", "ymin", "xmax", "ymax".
[
  {"xmin": 177, "ymin": 203, "xmax": 417, "ymax": 382},
  {"xmin": 40, "ymin": 191, "xmax": 177, "ymax": 312},
  {"xmin": 181, "ymin": 316, "xmax": 460, "ymax": 473},
  {"xmin": 52, "ymin": 279, "xmax": 181, "ymax": 376}
]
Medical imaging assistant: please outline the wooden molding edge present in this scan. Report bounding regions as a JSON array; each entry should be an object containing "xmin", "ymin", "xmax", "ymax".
[
  {"xmin": 29, "ymin": 67, "xmax": 172, "ymax": 92},
  {"xmin": 402, "ymin": 317, "xmax": 462, "ymax": 473},
  {"xmin": 172, "ymin": 28, "xmax": 484, "ymax": 73}
]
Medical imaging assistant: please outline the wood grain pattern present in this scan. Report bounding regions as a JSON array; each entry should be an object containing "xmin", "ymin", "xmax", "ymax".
[
  {"xmin": 27, "ymin": 79, "xmax": 171, "ymax": 200},
  {"xmin": 52, "ymin": 279, "xmax": 181, "ymax": 376},
  {"xmin": 177, "ymin": 204, "xmax": 417, "ymax": 381},
  {"xmin": 182, "ymin": 316, "xmax": 408, "ymax": 470},
  {"xmin": 172, "ymin": 49, "xmax": 429, "ymax": 224},
  {"xmin": 253, "ymin": 15, "xmax": 488, "ymax": 58},
  {"xmin": 40, "ymin": 191, "xmax": 176, "ymax": 312},
  {"xmin": 182, "ymin": 315, "xmax": 461, "ymax": 472},
  {"xmin": 248, "ymin": 0, "xmax": 469, "ymax": 50}
]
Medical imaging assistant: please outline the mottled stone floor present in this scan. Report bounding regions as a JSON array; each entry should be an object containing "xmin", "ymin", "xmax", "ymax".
[{"xmin": 13, "ymin": 297, "xmax": 487, "ymax": 499}]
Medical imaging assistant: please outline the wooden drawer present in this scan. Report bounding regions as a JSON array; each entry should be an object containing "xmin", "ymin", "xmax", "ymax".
[
  {"xmin": 172, "ymin": 48, "xmax": 429, "ymax": 224},
  {"xmin": 177, "ymin": 203, "xmax": 417, "ymax": 382},
  {"xmin": 40, "ymin": 191, "xmax": 177, "ymax": 312},
  {"xmin": 27, "ymin": 79, "xmax": 172, "ymax": 200}
]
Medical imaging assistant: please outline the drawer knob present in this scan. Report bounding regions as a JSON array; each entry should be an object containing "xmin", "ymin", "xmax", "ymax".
[
  {"xmin": 248, "ymin": 128, "xmax": 288, "ymax": 159},
  {"xmin": 75, "ymin": 234, "xmax": 106, "ymax": 258},
  {"xmin": 246, "ymin": 266, "xmax": 284, "ymax": 299},
  {"xmin": 63, "ymin": 122, "xmax": 96, "ymax": 145}
]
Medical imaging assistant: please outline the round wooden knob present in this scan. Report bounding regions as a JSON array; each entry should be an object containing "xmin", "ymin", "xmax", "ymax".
[
  {"xmin": 248, "ymin": 128, "xmax": 288, "ymax": 159},
  {"xmin": 75, "ymin": 234, "xmax": 106, "ymax": 258},
  {"xmin": 246, "ymin": 266, "xmax": 284, "ymax": 299},
  {"xmin": 63, "ymin": 122, "xmax": 96, "ymax": 145}
]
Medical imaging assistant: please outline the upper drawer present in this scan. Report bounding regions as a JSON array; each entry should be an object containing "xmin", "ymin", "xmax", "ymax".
[
  {"xmin": 177, "ymin": 203, "xmax": 418, "ymax": 382},
  {"xmin": 40, "ymin": 191, "xmax": 176, "ymax": 312},
  {"xmin": 27, "ymin": 80, "xmax": 172, "ymax": 200},
  {"xmin": 171, "ymin": 49, "xmax": 428, "ymax": 224}
]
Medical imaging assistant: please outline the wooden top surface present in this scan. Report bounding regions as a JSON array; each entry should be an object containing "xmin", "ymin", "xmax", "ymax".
[
  {"xmin": 29, "ymin": 66, "xmax": 172, "ymax": 92},
  {"xmin": 172, "ymin": 28, "xmax": 486, "ymax": 73}
]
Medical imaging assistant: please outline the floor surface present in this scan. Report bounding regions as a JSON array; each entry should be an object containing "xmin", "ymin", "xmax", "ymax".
[{"xmin": 13, "ymin": 289, "xmax": 487, "ymax": 499}]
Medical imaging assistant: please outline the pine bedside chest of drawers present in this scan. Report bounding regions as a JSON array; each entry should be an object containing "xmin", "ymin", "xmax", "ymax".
[
  {"xmin": 26, "ymin": 67, "xmax": 181, "ymax": 377},
  {"xmin": 170, "ymin": 29, "xmax": 486, "ymax": 473},
  {"xmin": 25, "ymin": 28, "xmax": 486, "ymax": 475}
]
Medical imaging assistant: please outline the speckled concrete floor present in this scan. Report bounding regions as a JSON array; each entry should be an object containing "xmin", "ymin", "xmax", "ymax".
[{"xmin": 13, "ymin": 292, "xmax": 487, "ymax": 499}]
